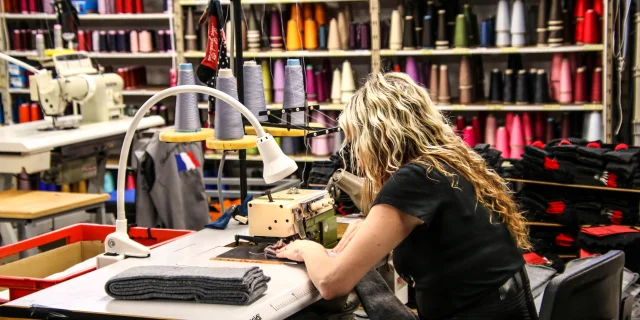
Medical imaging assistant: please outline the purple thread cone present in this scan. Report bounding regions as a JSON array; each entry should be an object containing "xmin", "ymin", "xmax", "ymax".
[
  {"xmin": 359, "ymin": 23, "xmax": 370, "ymax": 49},
  {"xmin": 405, "ymin": 57, "xmax": 419, "ymax": 83},
  {"xmin": 273, "ymin": 59, "xmax": 285, "ymax": 103},
  {"xmin": 423, "ymin": 61, "xmax": 432, "ymax": 88},
  {"xmin": 315, "ymin": 72, "xmax": 326, "ymax": 102},
  {"xmin": 270, "ymin": 8, "xmax": 283, "ymax": 50},
  {"xmin": 306, "ymin": 65, "xmax": 317, "ymax": 102},
  {"xmin": 349, "ymin": 23, "xmax": 358, "ymax": 49},
  {"xmin": 322, "ymin": 59, "xmax": 332, "ymax": 101}
]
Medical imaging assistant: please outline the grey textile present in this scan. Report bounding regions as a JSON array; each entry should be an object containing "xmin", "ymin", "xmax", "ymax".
[
  {"xmin": 136, "ymin": 132, "xmax": 210, "ymax": 230},
  {"xmin": 105, "ymin": 265, "xmax": 270, "ymax": 305},
  {"xmin": 354, "ymin": 268, "xmax": 418, "ymax": 320},
  {"xmin": 524, "ymin": 264, "xmax": 558, "ymax": 313}
]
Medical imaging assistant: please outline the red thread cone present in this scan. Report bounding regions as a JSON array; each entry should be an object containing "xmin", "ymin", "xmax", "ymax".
[
  {"xmin": 574, "ymin": 0, "xmax": 589, "ymax": 43},
  {"xmin": 456, "ymin": 116, "xmax": 465, "ymax": 132},
  {"xmin": 19, "ymin": 103, "xmax": 30, "ymax": 123},
  {"xmin": 591, "ymin": 67, "xmax": 602, "ymax": 103},
  {"xmin": 126, "ymin": 173, "xmax": 135, "ymax": 190},
  {"xmin": 510, "ymin": 114, "xmax": 525, "ymax": 159},
  {"xmin": 496, "ymin": 127, "xmax": 510, "ymax": 158},
  {"xmin": 463, "ymin": 126, "xmax": 476, "ymax": 147},
  {"xmin": 574, "ymin": 66, "xmax": 587, "ymax": 103},
  {"xmin": 506, "ymin": 112, "xmax": 515, "ymax": 133},
  {"xmin": 593, "ymin": 0, "xmax": 603, "ymax": 17},
  {"xmin": 561, "ymin": 113, "xmax": 570, "ymax": 138},
  {"xmin": 30, "ymin": 103, "xmax": 41, "ymax": 121},
  {"xmin": 522, "ymin": 112, "xmax": 533, "ymax": 145},
  {"xmin": 583, "ymin": 10, "xmax": 599, "ymax": 44},
  {"xmin": 472, "ymin": 117, "xmax": 481, "ymax": 144},
  {"xmin": 559, "ymin": 58, "xmax": 573, "ymax": 103}
]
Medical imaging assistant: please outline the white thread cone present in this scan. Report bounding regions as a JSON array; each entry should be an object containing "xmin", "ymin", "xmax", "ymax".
[
  {"xmin": 341, "ymin": 61, "xmax": 356, "ymax": 103},
  {"xmin": 331, "ymin": 69, "xmax": 342, "ymax": 104}
]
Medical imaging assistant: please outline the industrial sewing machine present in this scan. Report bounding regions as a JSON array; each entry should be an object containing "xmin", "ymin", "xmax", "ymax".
[
  {"xmin": 248, "ymin": 188, "xmax": 338, "ymax": 248},
  {"xmin": 29, "ymin": 52, "xmax": 125, "ymax": 128}
]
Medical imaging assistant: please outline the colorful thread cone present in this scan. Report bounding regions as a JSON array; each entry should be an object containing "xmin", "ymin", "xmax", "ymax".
[
  {"xmin": 574, "ymin": 0, "xmax": 588, "ymax": 44},
  {"xmin": 591, "ymin": 67, "xmax": 602, "ymax": 103},
  {"xmin": 341, "ymin": 60, "xmax": 355, "ymax": 103},
  {"xmin": 593, "ymin": 0, "xmax": 603, "ymax": 16},
  {"xmin": 485, "ymin": 114, "xmax": 497, "ymax": 147},
  {"xmin": 331, "ymin": 68, "xmax": 342, "ymax": 104},
  {"xmin": 328, "ymin": 18, "xmax": 341, "ymax": 50},
  {"xmin": 506, "ymin": 112, "xmax": 515, "ymax": 137},
  {"xmin": 315, "ymin": 3, "xmax": 327, "ymax": 25},
  {"xmin": 559, "ymin": 58, "xmax": 573, "ymax": 103},
  {"xmin": 429, "ymin": 64, "xmax": 439, "ymax": 102},
  {"xmin": 480, "ymin": 18, "xmax": 495, "ymax": 47},
  {"xmin": 456, "ymin": 116, "xmax": 466, "ymax": 132},
  {"xmin": 316, "ymin": 72, "xmax": 326, "ymax": 102},
  {"xmin": 306, "ymin": 65, "xmax": 317, "ymax": 102},
  {"xmin": 472, "ymin": 116, "xmax": 482, "ymax": 144},
  {"xmin": 574, "ymin": 66, "xmax": 587, "ymax": 103},
  {"xmin": 536, "ymin": 0, "xmax": 548, "ymax": 46},
  {"xmin": 535, "ymin": 112, "xmax": 545, "ymax": 141},
  {"xmin": 126, "ymin": 173, "xmax": 135, "ymax": 190},
  {"xmin": 496, "ymin": 0, "xmax": 511, "ymax": 47},
  {"xmin": 348, "ymin": 23, "xmax": 358, "ymax": 49},
  {"xmin": 405, "ymin": 57, "xmax": 419, "ymax": 83},
  {"xmin": 550, "ymin": 53, "xmax": 563, "ymax": 101},
  {"xmin": 390, "ymin": 10, "xmax": 402, "ymax": 50},
  {"xmin": 548, "ymin": 0, "xmax": 564, "ymax": 47},
  {"xmin": 262, "ymin": 60, "xmax": 273, "ymax": 103},
  {"xmin": 438, "ymin": 65, "xmax": 450, "ymax": 103},
  {"xmin": 510, "ymin": 114, "xmax": 525, "ymax": 159},
  {"xmin": 463, "ymin": 126, "xmax": 476, "ymax": 147},
  {"xmin": 270, "ymin": 8, "xmax": 284, "ymax": 50},
  {"xmin": 304, "ymin": 19, "xmax": 318, "ymax": 50},
  {"xmin": 287, "ymin": 19, "xmax": 303, "ymax": 50},
  {"xmin": 436, "ymin": 10, "xmax": 449, "ymax": 49},
  {"xmin": 459, "ymin": 56, "xmax": 473, "ymax": 104},
  {"xmin": 522, "ymin": 112, "xmax": 533, "ymax": 145},
  {"xmin": 338, "ymin": 12, "xmax": 348, "ymax": 50},
  {"xmin": 104, "ymin": 171, "xmax": 115, "ymax": 193},
  {"xmin": 273, "ymin": 59, "xmax": 285, "ymax": 103},
  {"xmin": 510, "ymin": 0, "xmax": 526, "ymax": 47},
  {"xmin": 303, "ymin": 3, "xmax": 313, "ymax": 20},
  {"xmin": 453, "ymin": 14, "xmax": 468, "ymax": 48},
  {"xmin": 496, "ymin": 127, "xmax": 510, "ymax": 158},
  {"xmin": 583, "ymin": 9, "xmax": 600, "ymax": 44}
]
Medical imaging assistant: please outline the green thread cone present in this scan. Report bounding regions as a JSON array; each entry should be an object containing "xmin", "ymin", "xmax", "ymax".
[{"xmin": 454, "ymin": 14, "xmax": 468, "ymax": 48}]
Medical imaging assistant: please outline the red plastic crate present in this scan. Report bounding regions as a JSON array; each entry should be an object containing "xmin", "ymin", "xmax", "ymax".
[{"xmin": 0, "ymin": 223, "xmax": 193, "ymax": 302}]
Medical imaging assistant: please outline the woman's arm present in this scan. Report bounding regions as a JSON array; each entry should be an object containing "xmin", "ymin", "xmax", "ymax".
[{"xmin": 276, "ymin": 204, "xmax": 422, "ymax": 300}]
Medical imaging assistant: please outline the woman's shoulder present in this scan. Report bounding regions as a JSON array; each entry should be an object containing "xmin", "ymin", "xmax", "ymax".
[{"xmin": 390, "ymin": 160, "xmax": 451, "ymax": 185}]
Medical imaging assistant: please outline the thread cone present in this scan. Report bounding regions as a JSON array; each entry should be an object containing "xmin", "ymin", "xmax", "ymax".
[
  {"xmin": 574, "ymin": 66, "xmax": 587, "ymax": 103},
  {"xmin": 315, "ymin": 3, "xmax": 327, "ymax": 25},
  {"xmin": 510, "ymin": 0, "xmax": 526, "ymax": 47},
  {"xmin": 510, "ymin": 114, "xmax": 525, "ymax": 159},
  {"xmin": 304, "ymin": 19, "xmax": 318, "ymax": 50},
  {"xmin": 349, "ymin": 23, "xmax": 358, "ymax": 49},
  {"xmin": 405, "ymin": 57, "xmax": 419, "ymax": 83},
  {"xmin": 438, "ymin": 65, "xmax": 451, "ymax": 103},
  {"xmin": 261, "ymin": 60, "xmax": 272, "ymax": 103},
  {"xmin": 559, "ymin": 58, "xmax": 573, "ymax": 103},
  {"xmin": 463, "ymin": 126, "xmax": 476, "ymax": 147},
  {"xmin": 480, "ymin": 19, "xmax": 494, "ymax": 47},
  {"xmin": 453, "ymin": 14, "xmax": 468, "ymax": 48},
  {"xmin": 338, "ymin": 12, "xmax": 348, "ymax": 50},
  {"xmin": 574, "ymin": 0, "xmax": 587, "ymax": 43},
  {"xmin": 503, "ymin": 69, "xmax": 515, "ymax": 103},
  {"xmin": 331, "ymin": 68, "xmax": 342, "ymax": 104},
  {"xmin": 591, "ymin": 67, "xmax": 602, "ymax": 103},
  {"xmin": 306, "ymin": 65, "xmax": 317, "ymax": 102},
  {"xmin": 583, "ymin": 9, "xmax": 599, "ymax": 44},
  {"xmin": 535, "ymin": 112, "xmax": 545, "ymax": 141},
  {"xmin": 522, "ymin": 112, "xmax": 533, "ymax": 145},
  {"xmin": 247, "ymin": 6, "xmax": 261, "ymax": 52},
  {"xmin": 456, "ymin": 116, "xmax": 465, "ymax": 132},
  {"xmin": 185, "ymin": 7, "xmax": 197, "ymax": 51},
  {"xmin": 534, "ymin": 69, "xmax": 550, "ymax": 103},
  {"xmin": 485, "ymin": 114, "xmax": 497, "ymax": 147},
  {"xmin": 496, "ymin": 127, "xmax": 510, "ymax": 158},
  {"xmin": 328, "ymin": 18, "xmax": 340, "ymax": 50},
  {"xmin": 423, "ymin": 15, "xmax": 434, "ymax": 48},
  {"xmin": 390, "ymin": 10, "xmax": 402, "ymax": 50},
  {"xmin": 341, "ymin": 60, "xmax": 355, "ymax": 103},
  {"xmin": 359, "ymin": 23, "xmax": 370, "ymax": 49},
  {"xmin": 561, "ymin": 113, "xmax": 571, "ymax": 138},
  {"xmin": 429, "ymin": 64, "xmax": 439, "ymax": 102},
  {"xmin": 404, "ymin": 15, "xmax": 417, "ymax": 49},
  {"xmin": 548, "ymin": 0, "xmax": 564, "ymax": 47},
  {"xmin": 273, "ymin": 59, "xmax": 285, "ymax": 103},
  {"xmin": 287, "ymin": 19, "xmax": 303, "ymax": 50},
  {"xmin": 270, "ymin": 8, "xmax": 284, "ymax": 50},
  {"xmin": 464, "ymin": 5, "xmax": 479, "ymax": 46},
  {"xmin": 496, "ymin": 0, "xmax": 511, "ymax": 47},
  {"xmin": 489, "ymin": 69, "xmax": 503, "ymax": 102},
  {"xmin": 515, "ymin": 69, "xmax": 530, "ymax": 105},
  {"xmin": 550, "ymin": 53, "xmax": 563, "ymax": 101},
  {"xmin": 436, "ymin": 10, "xmax": 449, "ymax": 49},
  {"xmin": 472, "ymin": 116, "xmax": 481, "ymax": 144},
  {"xmin": 459, "ymin": 56, "xmax": 474, "ymax": 104}
]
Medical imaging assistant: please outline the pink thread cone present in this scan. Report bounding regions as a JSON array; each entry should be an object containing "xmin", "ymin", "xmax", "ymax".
[
  {"xmin": 510, "ymin": 114, "xmax": 525, "ymax": 159},
  {"xmin": 306, "ymin": 65, "xmax": 317, "ymax": 102},
  {"xmin": 456, "ymin": 116, "xmax": 465, "ymax": 133},
  {"xmin": 535, "ymin": 112, "xmax": 545, "ymax": 141},
  {"xmin": 559, "ymin": 58, "xmax": 573, "ymax": 103},
  {"xmin": 550, "ymin": 53, "xmax": 563, "ymax": 101},
  {"xmin": 495, "ymin": 127, "xmax": 510, "ymax": 158},
  {"xmin": 561, "ymin": 113, "xmax": 570, "ymax": 138},
  {"xmin": 472, "ymin": 117, "xmax": 481, "ymax": 144},
  {"xmin": 126, "ymin": 173, "xmax": 135, "ymax": 190},
  {"xmin": 463, "ymin": 126, "xmax": 476, "ymax": 147},
  {"xmin": 485, "ymin": 114, "xmax": 497, "ymax": 147},
  {"xmin": 506, "ymin": 112, "xmax": 515, "ymax": 134},
  {"xmin": 522, "ymin": 112, "xmax": 533, "ymax": 145},
  {"xmin": 311, "ymin": 116, "xmax": 330, "ymax": 155},
  {"xmin": 273, "ymin": 59, "xmax": 285, "ymax": 103},
  {"xmin": 405, "ymin": 57, "xmax": 419, "ymax": 83}
]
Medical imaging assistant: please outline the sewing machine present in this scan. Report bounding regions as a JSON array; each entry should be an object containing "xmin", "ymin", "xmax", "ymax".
[
  {"xmin": 29, "ymin": 52, "xmax": 125, "ymax": 127},
  {"xmin": 248, "ymin": 188, "xmax": 338, "ymax": 248}
]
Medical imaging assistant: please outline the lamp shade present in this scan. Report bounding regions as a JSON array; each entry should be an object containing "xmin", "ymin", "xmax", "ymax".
[{"xmin": 258, "ymin": 134, "xmax": 299, "ymax": 184}]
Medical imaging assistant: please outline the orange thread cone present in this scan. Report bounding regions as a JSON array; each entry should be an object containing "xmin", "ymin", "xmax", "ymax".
[
  {"xmin": 315, "ymin": 3, "xmax": 327, "ymax": 25},
  {"xmin": 304, "ymin": 19, "xmax": 318, "ymax": 50},
  {"xmin": 287, "ymin": 19, "xmax": 303, "ymax": 50}
]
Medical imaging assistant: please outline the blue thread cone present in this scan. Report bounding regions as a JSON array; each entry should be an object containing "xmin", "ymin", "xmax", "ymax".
[
  {"xmin": 319, "ymin": 25, "xmax": 328, "ymax": 49},
  {"xmin": 104, "ymin": 171, "xmax": 115, "ymax": 193},
  {"xmin": 175, "ymin": 63, "xmax": 201, "ymax": 132}
]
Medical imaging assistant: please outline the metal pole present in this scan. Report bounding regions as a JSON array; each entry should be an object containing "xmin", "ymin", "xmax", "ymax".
[{"xmin": 232, "ymin": 0, "xmax": 248, "ymax": 202}]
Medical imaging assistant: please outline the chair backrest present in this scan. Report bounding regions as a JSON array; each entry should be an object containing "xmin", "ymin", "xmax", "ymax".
[{"xmin": 538, "ymin": 250, "xmax": 625, "ymax": 320}]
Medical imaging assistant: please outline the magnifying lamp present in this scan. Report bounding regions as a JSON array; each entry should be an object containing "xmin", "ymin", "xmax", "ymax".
[{"xmin": 97, "ymin": 85, "xmax": 298, "ymax": 268}]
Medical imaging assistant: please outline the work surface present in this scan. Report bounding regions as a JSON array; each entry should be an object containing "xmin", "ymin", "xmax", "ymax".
[
  {"xmin": 0, "ymin": 222, "xmax": 322, "ymax": 320},
  {"xmin": 0, "ymin": 116, "xmax": 165, "ymax": 153},
  {"xmin": 0, "ymin": 190, "xmax": 109, "ymax": 219}
]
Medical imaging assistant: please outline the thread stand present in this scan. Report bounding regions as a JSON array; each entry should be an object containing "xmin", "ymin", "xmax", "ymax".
[
  {"xmin": 160, "ymin": 128, "xmax": 215, "ymax": 142},
  {"xmin": 206, "ymin": 134, "xmax": 258, "ymax": 150}
]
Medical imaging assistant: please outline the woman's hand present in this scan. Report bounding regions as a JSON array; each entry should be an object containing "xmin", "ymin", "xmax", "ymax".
[
  {"xmin": 331, "ymin": 219, "xmax": 363, "ymax": 253},
  {"xmin": 276, "ymin": 240, "xmax": 321, "ymax": 262}
]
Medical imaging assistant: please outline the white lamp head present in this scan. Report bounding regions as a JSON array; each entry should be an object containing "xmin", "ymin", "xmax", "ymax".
[{"xmin": 257, "ymin": 133, "xmax": 298, "ymax": 184}]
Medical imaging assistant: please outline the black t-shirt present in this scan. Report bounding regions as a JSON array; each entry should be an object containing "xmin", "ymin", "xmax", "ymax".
[{"xmin": 372, "ymin": 161, "xmax": 524, "ymax": 320}]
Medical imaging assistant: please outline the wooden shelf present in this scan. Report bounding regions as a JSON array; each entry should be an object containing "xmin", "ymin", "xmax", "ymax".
[
  {"xmin": 0, "ymin": 13, "xmax": 171, "ymax": 20},
  {"xmin": 181, "ymin": 0, "xmax": 366, "ymax": 5},
  {"xmin": 205, "ymin": 152, "xmax": 330, "ymax": 162},
  {"xmin": 436, "ymin": 103, "xmax": 603, "ymax": 112},
  {"xmin": 506, "ymin": 178, "xmax": 640, "ymax": 194},
  {"xmin": 185, "ymin": 50, "xmax": 371, "ymax": 59},
  {"xmin": 6, "ymin": 51, "xmax": 173, "ymax": 59},
  {"xmin": 198, "ymin": 102, "xmax": 344, "ymax": 111},
  {"xmin": 526, "ymin": 221, "xmax": 564, "ymax": 227},
  {"xmin": 7, "ymin": 88, "xmax": 30, "ymax": 94},
  {"xmin": 380, "ymin": 45, "xmax": 604, "ymax": 56}
]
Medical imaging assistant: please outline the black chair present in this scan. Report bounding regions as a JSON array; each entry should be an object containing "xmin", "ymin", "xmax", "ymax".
[{"xmin": 537, "ymin": 250, "xmax": 625, "ymax": 320}]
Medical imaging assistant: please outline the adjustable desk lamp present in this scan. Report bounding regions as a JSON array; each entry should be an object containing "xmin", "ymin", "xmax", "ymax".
[{"xmin": 97, "ymin": 85, "xmax": 298, "ymax": 268}]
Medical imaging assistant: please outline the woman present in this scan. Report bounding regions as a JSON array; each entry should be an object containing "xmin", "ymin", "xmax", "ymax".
[{"xmin": 276, "ymin": 73, "xmax": 533, "ymax": 320}]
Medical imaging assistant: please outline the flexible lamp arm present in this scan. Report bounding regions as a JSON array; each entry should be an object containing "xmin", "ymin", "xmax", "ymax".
[{"xmin": 115, "ymin": 85, "xmax": 266, "ymax": 233}]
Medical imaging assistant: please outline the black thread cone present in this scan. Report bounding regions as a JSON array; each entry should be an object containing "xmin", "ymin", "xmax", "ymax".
[
  {"xmin": 534, "ymin": 70, "xmax": 550, "ymax": 103},
  {"xmin": 422, "ymin": 15, "xmax": 434, "ymax": 48},
  {"xmin": 515, "ymin": 70, "xmax": 530, "ymax": 104},
  {"xmin": 548, "ymin": 0, "xmax": 563, "ymax": 46},
  {"xmin": 527, "ymin": 5, "xmax": 538, "ymax": 46},
  {"xmin": 528, "ymin": 69, "xmax": 537, "ymax": 103},
  {"xmin": 489, "ymin": 69, "xmax": 503, "ymax": 103},
  {"xmin": 436, "ymin": 10, "xmax": 448, "ymax": 48},
  {"xmin": 503, "ymin": 69, "xmax": 515, "ymax": 103},
  {"xmin": 537, "ymin": 0, "xmax": 548, "ymax": 46},
  {"xmin": 403, "ymin": 15, "xmax": 417, "ymax": 49},
  {"xmin": 563, "ymin": 9, "xmax": 572, "ymax": 44}
]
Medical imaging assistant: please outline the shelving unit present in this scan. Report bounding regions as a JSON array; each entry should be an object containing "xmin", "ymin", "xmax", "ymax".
[
  {"xmin": 197, "ymin": 102, "xmax": 346, "ymax": 110},
  {"xmin": 380, "ymin": 45, "xmax": 604, "ymax": 56},
  {"xmin": 436, "ymin": 103, "xmax": 603, "ymax": 112},
  {"xmin": 185, "ymin": 50, "xmax": 371, "ymax": 59},
  {"xmin": 180, "ymin": 0, "xmax": 367, "ymax": 4},
  {"xmin": 506, "ymin": 178, "xmax": 640, "ymax": 194},
  {"xmin": 0, "ymin": 13, "xmax": 172, "ymax": 20}
]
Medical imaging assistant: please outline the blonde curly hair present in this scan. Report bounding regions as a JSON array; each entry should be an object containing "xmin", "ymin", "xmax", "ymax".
[{"xmin": 338, "ymin": 72, "xmax": 531, "ymax": 250}]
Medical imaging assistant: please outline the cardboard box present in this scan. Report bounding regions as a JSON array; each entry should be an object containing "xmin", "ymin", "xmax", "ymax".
[{"xmin": 0, "ymin": 240, "xmax": 103, "ymax": 280}]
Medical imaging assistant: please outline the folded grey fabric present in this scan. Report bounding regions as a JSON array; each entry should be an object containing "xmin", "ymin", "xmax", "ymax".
[{"xmin": 105, "ymin": 265, "xmax": 270, "ymax": 305}]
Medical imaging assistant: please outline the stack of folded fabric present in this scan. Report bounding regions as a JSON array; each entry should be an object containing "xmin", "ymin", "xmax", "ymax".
[
  {"xmin": 473, "ymin": 144, "xmax": 524, "ymax": 178},
  {"xmin": 601, "ymin": 196, "xmax": 640, "ymax": 226},
  {"xmin": 576, "ymin": 226, "xmax": 640, "ymax": 272},
  {"xmin": 105, "ymin": 266, "xmax": 270, "ymax": 305},
  {"xmin": 602, "ymin": 144, "xmax": 640, "ymax": 188},
  {"xmin": 519, "ymin": 189, "xmax": 577, "ymax": 227},
  {"xmin": 574, "ymin": 142, "xmax": 610, "ymax": 186},
  {"xmin": 521, "ymin": 141, "xmax": 564, "ymax": 182}
]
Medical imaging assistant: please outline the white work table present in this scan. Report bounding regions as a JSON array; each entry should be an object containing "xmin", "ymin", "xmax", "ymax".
[{"xmin": 0, "ymin": 222, "xmax": 321, "ymax": 320}]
